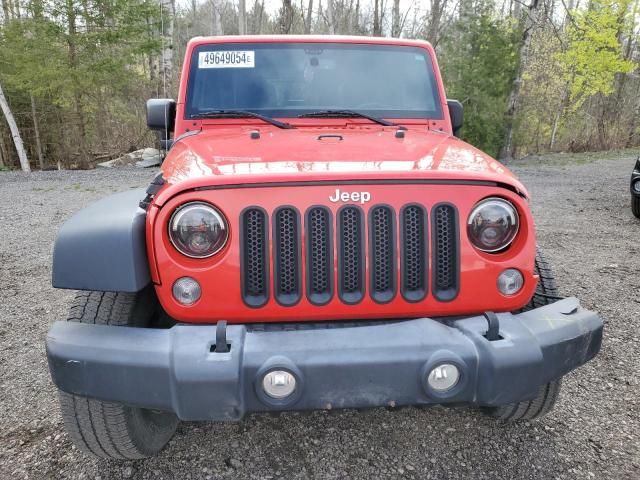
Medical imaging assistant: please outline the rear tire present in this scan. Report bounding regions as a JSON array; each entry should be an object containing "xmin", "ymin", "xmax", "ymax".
[
  {"xmin": 632, "ymin": 196, "xmax": 640, "ymax": 219},
  {"xmin": 483, "ymin": 248, "xmax": 562, "ymax": 421},
  {"xmin": 57, "ymin": 289, "xmax": 179, "ymax": 459}
]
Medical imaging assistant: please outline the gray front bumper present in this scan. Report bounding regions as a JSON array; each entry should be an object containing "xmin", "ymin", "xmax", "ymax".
[{"xmin": 46, "ymin": 298, "xmax": 602, "ymax": 421}]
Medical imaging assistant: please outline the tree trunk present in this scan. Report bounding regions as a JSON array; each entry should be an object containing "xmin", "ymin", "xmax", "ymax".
[
  {"xmin": 65, "ymin": 0, "xmax": 90, "ymax": 169},
  {"xmin": 160, "ymin": 0, "xmax": 175, "ymax": 96},
  {"xmin": 391, "ymin": 0, "xmax": 400, "ymax": 37},
  {"xmin": 304, "ymin": 0, "xmax": 313, "ymax": 34},
  {"xmin": 459, "ymin": 0, "xmax": 473, "ymax": 19},
  {"xmin": 0, "ymin": 135, "xmax": 5, "ymax": 168},
  {"xmin": 0, "ymin": 82, "xmax": 30, "ymax": 172},
  {"xmin": 239, "ymin": 0, "xmax": 246, "ymax": 34},
  {"xmin": 326, "ymin": 0, "xmax": 335, "ymax": 34},
  {"xmin": 211, "ymin": 0, "xmax": 223, "ymax": 35},
  {"xmin": 498, "ymin": 0, "xmax": 542, "ymax": 162},
  {"xmin": 30, "ymin": 94, "xmax": 44, "ymax": 170},
  {"xmin": 354, "ymin": 0, "xmax": 360, "ymax": 32},
  {"xmin": 426, "ymin": 0, "xmax": 445, "ymax": 46},
  {"xmin": 625, "ymin": 80, "xmax": 640, "ymax": 147},
  {"xmin": 373, "ymin": 0, "xmax": 381, "ymax": 36},
  {"xmin": 257, "ymin": 0, "xmax": 264, "ymax": 33},
  {"xmin": 279, "ymin": 0, "xmax": 293, "ymax": 33},
  {"xmin": 1, "ymin": 0, "xmax": 10, "ymax": 20}
]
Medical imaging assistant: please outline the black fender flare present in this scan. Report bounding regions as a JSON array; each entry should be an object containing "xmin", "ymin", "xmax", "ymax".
[{"xmin": 52, "ymin": 189, "xmax": 151, "ymax": 292}]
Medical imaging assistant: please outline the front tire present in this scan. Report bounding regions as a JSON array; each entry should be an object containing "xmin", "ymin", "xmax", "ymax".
[
  {"xmin": 483, "ymin": 248, "xmax": 562, "ymax": 421},
  {"xmin": 632, "ymin": 196, "xmax": 640, "ymax": 219},
  {"xmin": 57, "ymin": 290, "xmax": 179, "ymax": 459}
]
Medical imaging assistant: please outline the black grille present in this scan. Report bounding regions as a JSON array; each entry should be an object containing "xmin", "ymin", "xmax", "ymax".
[
  {"xmin": 240, "ymin": 201, "xmax": 459, "ymax": 307},
  {"xmin": 273, "ymin": 207, "xmax": 301, "ymax": 305},
  {"xmin": 338, "ymin": 206, "xmax": 365, "ymax": 304},
  {"xmin": 400, "ymin": 204, "xmax": 427, "ymax": 302},
  {"xmin": 369, "ymin": 206, "xmax": 396, "ymax": 303},
  {"xmin": 432, "ymin": 204, "xmax": 459, "ymax": 302},
  {"xmin": 306, "ymin": 207, "xmax": 333, "ymax": 305},
  {"xmin": 241, "ymin": 208, "xmax": 269, "ymax": 307}
]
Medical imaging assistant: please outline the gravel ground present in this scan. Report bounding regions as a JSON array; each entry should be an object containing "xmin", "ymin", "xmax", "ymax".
[{"xmin": 1, "ymin": 152, "xmax": 639, "ymax": 480}]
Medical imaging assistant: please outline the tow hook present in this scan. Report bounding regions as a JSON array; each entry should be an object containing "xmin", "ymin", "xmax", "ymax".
[
  {"xmin": 483, "ymin": 311, "xmax": 501, "ymax": 341},
  {"xmin": 212, "ymin": 320, "xmax": 230, "ymax": 353}
]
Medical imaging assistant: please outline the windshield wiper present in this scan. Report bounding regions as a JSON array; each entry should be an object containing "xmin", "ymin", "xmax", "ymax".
[
  {"xmin": 192, "ymin": 110, "xmax": 295, "ymax": 129},
  {"xmin": 298, "ymin": 110, "xmax": 405, "ymax": 129}
]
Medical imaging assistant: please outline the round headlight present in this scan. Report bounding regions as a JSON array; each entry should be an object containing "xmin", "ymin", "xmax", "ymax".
[
  {"xmin": 169, "ymin": 202, "xmax": 228, "ymax": 258},
  {"xmin": 467, "ymin": 198, "xmax": 519, "ymax": 253},
  {"xmin": 633, "ymin": 179, "xmax": 640, "ymax": 193}
]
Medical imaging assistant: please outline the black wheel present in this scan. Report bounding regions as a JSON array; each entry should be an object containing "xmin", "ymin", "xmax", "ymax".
[
  {"xmin": 483, "ymin": 379, "xmax": 562, "ymax": 422},
  {"xmin": 632, "ymin": 196, "xmax": 640, "ymax": 219},
  {"xmin": 521, "ymin": 247, "xmax": 560, "ymax": 311},
  {"xmin": 57, "ymin": 289, "xmax": 179, "ymax": 459},
  {"xmin": 483, "ymin": 248, "xmax": 562, "ymax": 421}
]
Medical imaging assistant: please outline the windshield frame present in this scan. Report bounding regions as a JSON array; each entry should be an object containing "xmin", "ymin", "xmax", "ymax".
[{"xmin": 184, "ymin": 42, "xmax": 444, "ymax": 121}]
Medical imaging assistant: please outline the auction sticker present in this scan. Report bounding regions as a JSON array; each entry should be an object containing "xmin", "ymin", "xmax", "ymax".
[{"xmin": 198, "ymin": 51, "xmax": 255, "ymax": 68}]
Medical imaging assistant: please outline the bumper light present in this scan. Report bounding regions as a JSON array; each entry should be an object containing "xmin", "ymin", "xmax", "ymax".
[
  {"xmin": 427, "ymin": 364, "xmax": 460, "ymax": 392},
  {"xmin": 172, "ymin": 277, "xmax": 201, "ymax": 305},
  {"xmin": 262, "ymin": 370, "xmax": 297, "ymax": 399},
  {"xmin": 497, "ymin": 269, "xmax": 524, "ymax": 295}
]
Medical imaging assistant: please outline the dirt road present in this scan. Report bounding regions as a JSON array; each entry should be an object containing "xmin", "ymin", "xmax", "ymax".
[{"xmin": 0, "ymin": 151, "xmax": 638, "ymax": 479}]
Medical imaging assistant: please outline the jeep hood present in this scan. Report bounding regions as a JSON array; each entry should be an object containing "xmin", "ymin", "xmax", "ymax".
[{"xmin": 158, "ymin": 127, "xmax": 527, "ymax": 203}]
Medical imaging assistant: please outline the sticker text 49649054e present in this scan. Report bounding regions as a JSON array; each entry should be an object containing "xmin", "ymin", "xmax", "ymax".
[{"xmin": 198, "ymin": 51, "xmax": 255, "ymax": 69}]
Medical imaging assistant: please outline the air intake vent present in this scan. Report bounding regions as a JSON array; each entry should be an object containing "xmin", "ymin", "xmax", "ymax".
[
  {"xmin": 338, "ymin": 206, "xmax": 364, "ymax": 304},
  {"xmin": 273, "ymin": 207, "xmax": 301, "ymax": 306},
  {"xmin": 432, "ymin": 204, "xmax": 459, "ymax": 302},
  {"xmin": 306, "ymin": 207, "xmax": 333, "ymax": 305},
  {"xmin": 369, "ymin": 206, "xmax": 396, "ymax": 303},
  {"xmin": 241, "ymin": 207, "xmax": 269, "ymax": 307},
  {"xmin": 400, "ymin": 204, "xmax": 427, "ymax": 302}
]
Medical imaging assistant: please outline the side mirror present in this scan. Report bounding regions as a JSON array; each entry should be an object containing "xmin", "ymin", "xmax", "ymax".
[
  {"xmin": 447, "ymin": 99, "xmax": 463, "ymax": 137},
  {"xmin": 146, "ymin": 98, "xmax": 176, "ymax": 133}
]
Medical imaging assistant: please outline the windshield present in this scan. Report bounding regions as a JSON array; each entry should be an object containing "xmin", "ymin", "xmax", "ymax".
[{"xmin": 185, "ymin": 43, "xmax": 443, "ymax": 120}]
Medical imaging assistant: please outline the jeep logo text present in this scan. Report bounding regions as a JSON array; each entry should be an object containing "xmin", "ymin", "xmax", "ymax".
[{"xmin": 329, "ymin": 189, "xmax": 371, "ymax": 204}]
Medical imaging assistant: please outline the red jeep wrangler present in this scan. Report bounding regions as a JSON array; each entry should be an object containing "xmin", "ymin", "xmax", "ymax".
[{"xmin": 46, "ymin": 36, "xmax": 603, "ymax": 459}]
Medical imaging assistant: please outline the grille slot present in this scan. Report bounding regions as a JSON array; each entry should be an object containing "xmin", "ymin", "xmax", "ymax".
[
  {"xmin": 432, "ymin": 204, "xmax": 459, "ymax": 302},
  {"xmin": 369, "ymin": 205, "xmax": 396, "ymax": 303},
  {"xmin": 241, "ymin": 207, "xmax": 269, "ymax": 307},
  {"xmin": 273, "ymin": 207, "xmax": 301, "ymax": 306},
  {"xmin": 338, "ymin": 206, "xmax": 365, "ymax": 304},
  {"xmin": 400, "ymin": 204, "xmax": 427, "ymax": 302},
  {"xmin": 306, "ymin": 207, "xmax": 333, "ymax": 305}
]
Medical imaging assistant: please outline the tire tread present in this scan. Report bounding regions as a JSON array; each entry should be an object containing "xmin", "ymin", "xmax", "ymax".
[
  {"xmin": 632, "ymin": 196, "xmax": 640, "ymax": 219},
  {"xmin": 58, "ymin": 290, "xmax": 177, "ymax": 459}
]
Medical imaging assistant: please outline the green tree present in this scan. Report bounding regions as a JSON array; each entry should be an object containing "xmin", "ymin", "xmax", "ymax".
[
  {"xmin": 559, "ymin": 0, "xmax": 634, "ymax": 111},
  {"xmin": 440, "ymin": 9, "xmax": 521, "ymax": 157}
]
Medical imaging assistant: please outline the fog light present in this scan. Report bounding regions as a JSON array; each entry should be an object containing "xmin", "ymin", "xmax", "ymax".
[
  {"xmin": 262, "ymin": 370, "xmax": 296, "ymax": 399},
  {"xmin": 633, "ymin": 179, "xmax": 640, "ymax": 193},
  {"xmin": 172, "ymin": 277, "xmax": 201, "ymax": 305},
  {"xmin": 497, "ymin": 268, "xmax": 524, "ymax": 295},
  {"xmin": 427, "ymin": 364, "xmax": 460, "ymax": 392}
]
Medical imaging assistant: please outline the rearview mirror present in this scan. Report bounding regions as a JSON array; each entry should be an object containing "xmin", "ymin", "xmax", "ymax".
[
  {"xmin": 146, "ymin": 98, "xmax": 176, "ymax": 133},
  {"xmin": 447, "ymin": 99, "xmax": 463, "ymax": 137}
]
